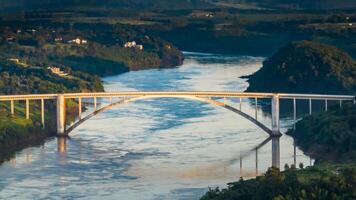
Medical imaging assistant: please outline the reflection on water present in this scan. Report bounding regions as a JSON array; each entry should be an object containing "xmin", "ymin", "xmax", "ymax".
[
  {"xmin": 57, "ymin": 136, "xmax": 67, "ymax": 154},
  {"xmin": 0, "ymin": 53, "xmax": 314, "ymax": 200},
  {"xmin": 54, "ymin": 135, "xmax": 283, "ymax": 178}
]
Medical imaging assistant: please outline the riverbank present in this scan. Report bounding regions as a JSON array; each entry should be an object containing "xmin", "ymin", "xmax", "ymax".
[
  {"xmin": 0, "ymin": 99, "xmax": 84, "ymax": 164},
  {"xmin": 200, "ymin": 103, "xmax": 356, "ymax": 200},
  {"xmin": 0, "ymin": 15, "xmax": 185, "ymax": 162}
]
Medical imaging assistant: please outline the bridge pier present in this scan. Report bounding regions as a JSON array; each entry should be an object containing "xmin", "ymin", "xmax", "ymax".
[
  {"xmin": 25, "ymin": 99, "xmax": 30, "ymax": 120},
  {"xmin": 57, "ymin": 95, "xmax": 66, "ymax": 135},
  {"xmin": 254, "ymin": 97, "xmax": 258, "ymax": 120},
  {"xmin": 272, "ymin": 136, "xmax": 280, "ymax": 168},
  {"xmin": 10, "ymin": 100, "xmax": 14, "ymax": 115},
  {"xmin": 239, "ymin": 97, "xmax": 242, "ymax": 111},
  {"xmin": 293, "ymin": 98, "xmax": 296, "ymax": 129},
  {"xmin": 41, "ymin": 99, "xmax": 45, "ymax": 128},
  {"xmin": 309, "ymin": 98, "xmax": 312, "ymax": 115},
  {"xmin": 78, "ymin": 97, "xmax": 82, "ymax": 119},
  {"xmin": 271, "ymin": 94, "xmax": 281, "ymax": 136}
]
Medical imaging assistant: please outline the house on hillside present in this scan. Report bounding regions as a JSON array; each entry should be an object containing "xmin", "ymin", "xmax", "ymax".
[
  {"xmin": 68, "ymin": 37, "xmax": 88, "ymax": 45},
  {"xmin": 47, "ymin": 66, "xmax": 68, "ymax": 77},
  {"xmin": 7, "ymin": 58, "xmax": 19, "ymax": 63},
  {"xmin": 124, "ymin": 41, "xmax": 136, "ymax": 48},
  {"xmin": 6, "ymin": 36, "xmax": 16, "ymax": 42},
  {"xmin": 54, "ymin": 37, "xmax": 63, "ymax": 42},
  {"xmin": 124, "ymin": 41, "xmax": 144, "ymax": 50}
]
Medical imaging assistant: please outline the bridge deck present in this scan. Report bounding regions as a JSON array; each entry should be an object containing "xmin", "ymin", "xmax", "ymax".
[{"xmin": 0, "ymin": 92, "xmax": 354, "ymax": 101}]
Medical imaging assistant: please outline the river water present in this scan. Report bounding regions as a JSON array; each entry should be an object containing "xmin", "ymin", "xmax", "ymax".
[{"xmin": 0, "ymin": 52, "xmax": 312, "ymax": 200}]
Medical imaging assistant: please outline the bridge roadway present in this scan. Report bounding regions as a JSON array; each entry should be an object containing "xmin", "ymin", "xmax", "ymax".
[
  {"xmin": 1, "ymin": 91, "xmax": 354, "ymax": 101},
  {"xmin": 0, "ymin": 91, "xmax": 354, "ymax": 136}
]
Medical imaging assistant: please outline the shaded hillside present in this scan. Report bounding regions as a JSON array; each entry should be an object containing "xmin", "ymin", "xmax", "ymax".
[
  {"xmin": 246, "ymin": 41, "xmax": 356, "ymax": 94},
  {"xmin": 0, "ymin": 0, "xmax": 212, "ymax": 12},
  {"xmin": 213, "ymin": 0, "xmax": 356, "ymax": 10}
]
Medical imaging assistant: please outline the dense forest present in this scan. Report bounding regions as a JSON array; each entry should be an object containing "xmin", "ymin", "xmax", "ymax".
[
  {"xmin": 1, "ymin": 0, "xmax": 355, "ymax": 11},
  {"xmin": 214, "ymin": 0, "xmax": 356, "ymax": 9},
  {"xmin": 0, "ymin": 0, "xmax": 211, "ymax": 12},
  {"xmin": 288, "ymin": 103, "xmax": 356, "ymax": 161},
  {"xmin": 201, "ymin": 166, "xmax": 356, "ymax": 200},
  {"xmin": 246, "ymin": 41, "xmax": 356, "ymax": 94},
  {"xmin": 0, "ymin": 19, "xmax": 184, "ymax": 76}
]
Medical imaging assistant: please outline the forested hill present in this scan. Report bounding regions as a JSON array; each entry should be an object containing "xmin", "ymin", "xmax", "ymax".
[
  {"xmin": 2, "ymin": 0, "xmax": 355, "ymax": 12},
  {"xmin": 0, "ymin": 0, "xmax": 212, "ymax": 12},
  {"xmin": 246, "ymin": 41, "xmax": 356, "ymax": 94},
  {"xmin": 211, "ymin": 0, "xmax": 356, "ymax": 10}
]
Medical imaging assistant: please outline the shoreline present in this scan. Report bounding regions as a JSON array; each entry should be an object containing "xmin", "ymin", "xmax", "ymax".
[{"xmin": 0, "ymin": 55, "xmax": 185, "ymax": 165}]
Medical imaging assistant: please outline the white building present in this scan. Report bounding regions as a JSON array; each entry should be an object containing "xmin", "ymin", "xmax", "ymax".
[
  {"xmin": 124, "ymin": 41, "xmax": 137, "ymax": 48},
  {"xmin": 69, "ymin": 38, "xmax": 88, "ymax": 45},
  {"xmin": 47, "ymin": 66, "xmax": 68, "ymax": 77},
  {"xmin": 124, "ymin": 41, "xmax": 143, "ymax": 50}
]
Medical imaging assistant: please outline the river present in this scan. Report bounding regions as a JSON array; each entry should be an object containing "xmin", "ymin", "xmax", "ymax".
[{"xmin": 0, "ymin": 52, "xmax": 313, "ymax": 200}]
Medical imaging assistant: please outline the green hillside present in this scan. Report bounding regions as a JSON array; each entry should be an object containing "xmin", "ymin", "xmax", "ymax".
[
  {"xmin": 0, "ymin": 0, "xmax": 212, "ymax": 12},
  {"xmin": 246, "ymin": 41, "xmax": 356, "ymax": 94}
]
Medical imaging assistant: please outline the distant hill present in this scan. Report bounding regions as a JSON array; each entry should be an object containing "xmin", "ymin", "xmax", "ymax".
[
  {"xmin": 209, "ymin": 0, "xmax": 356, "ymax": 10},
  {"xmin": 1, "ymin": 0, "xmax": 354, "ymax": 12},
  {"xmin": 0, "ymin": 0, "xmax": 212, "ymax": 12},
  {"xmin": 246, "ymin": 41, "xmax": 356, "ymax": 94}
]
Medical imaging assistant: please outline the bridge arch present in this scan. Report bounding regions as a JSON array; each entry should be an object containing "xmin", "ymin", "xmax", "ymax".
[{"xmin": 65, "ymin": 95, "xmax": 274, "ymax": 136}]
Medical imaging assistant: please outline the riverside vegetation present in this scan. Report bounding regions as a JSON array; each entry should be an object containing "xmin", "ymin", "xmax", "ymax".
[
  {"xmin": 201, "ymin": 103, "xmax": 356, "ymax": 200},
  {"xmin": 200, "ymin": 41, "xmax": 356, "ymax": 199},
  {"xmin": 0, "ymin": 12, "xmax": 184, "ymax": 162},
  {"xmin": 246, "ymin": 41, "xmax": 356, "ymax": 94}
]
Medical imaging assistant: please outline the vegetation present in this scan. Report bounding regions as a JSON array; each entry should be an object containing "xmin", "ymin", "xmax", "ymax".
[
  {"xmin": 201, "ymin": 103, "xmax": 356, "ymax": 200},
  {"xmin": 201, "ymin": 166, "xmax": 356, "ymax": 200},
  {"xmin": 0, "ymin": 58, "xmax": 103, "ymax": 163},
  {"xmin": 246, "ymin": 41, "xmax": 356, "ymax": 94},
  {"xmin": 211, "ymin": 0, "xmax": 356, "ymax": 10},
  {"xmin": 0, "ymin": 21, "xmax": 184, "ymax": 76},
  {"xmin": 0, "ymin": 10, "xmax": 184, "ymax": 161},
  {"xmin": 288, "ymin": 103, "xmax": 356, "ymax": 161},
  {"xmin": 0, "ymin": 100, "xmax": 57, "ymax": 163}
]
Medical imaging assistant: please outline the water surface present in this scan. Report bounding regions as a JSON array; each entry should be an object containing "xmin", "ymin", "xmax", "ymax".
[{"xmin": 0, "ymin": 52, "xmax": 312, "ymax": 200}]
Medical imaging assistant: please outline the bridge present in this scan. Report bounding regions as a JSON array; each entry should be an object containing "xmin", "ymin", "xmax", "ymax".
[
  {"xmin": 0, "ymin": 91, "xmax": 354, "ymax": 168},
  {"xmin": 0, "ymin": 91, "xmax": 354, "ymax": 136}
]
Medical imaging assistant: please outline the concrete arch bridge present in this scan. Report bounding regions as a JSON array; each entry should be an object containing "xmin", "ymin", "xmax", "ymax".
[{"xmin": 0, "ymin": 91, "xmax": 353, "ymax": 136}]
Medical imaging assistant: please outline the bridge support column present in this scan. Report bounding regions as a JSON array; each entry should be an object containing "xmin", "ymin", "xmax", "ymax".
[
  {"xmin": 271, "ymin": 94, "xmax": 280, "ymax": 136},
  {"xmin": 239, "ymin": 97, "xmax": 242, "ymax": 111},
  {"xmin": 25, "ymin": 99, "xmax": 29, "ymax": 120},
  {"xmin": 10, "ymin": 100, "xmax": 14, "ymax": 115},
  {"xmin": 41, "ymin": 99, "xmax": 45, "ymax": 128},
  {"xmin": 255, "ymin": 97, "xmax": 258, "ymax": 120},
  {"xmin": 78, "ymin": 97, "xmax": 82, "ymax": 119},
  {"xmin": 293, "ymin": 98, "xmax": 296, "ymax": 129},
  {"xmin": 309, "ymin": 98, "xmax": 312, "ymax": 115},
  {"xmin": 255, "ymin": 149, "xmax": 258, "ymax": 174},
  {"xmin": 94, "ymin": 97, "xmax": 97, "ymax": 110},
  {"xmin": 272, "ymin": 136, "xmax": 280, "ymax": 168},
  {"xmin": 57, "ymin": 95, "xmax": 66, "ymax": 135}
]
